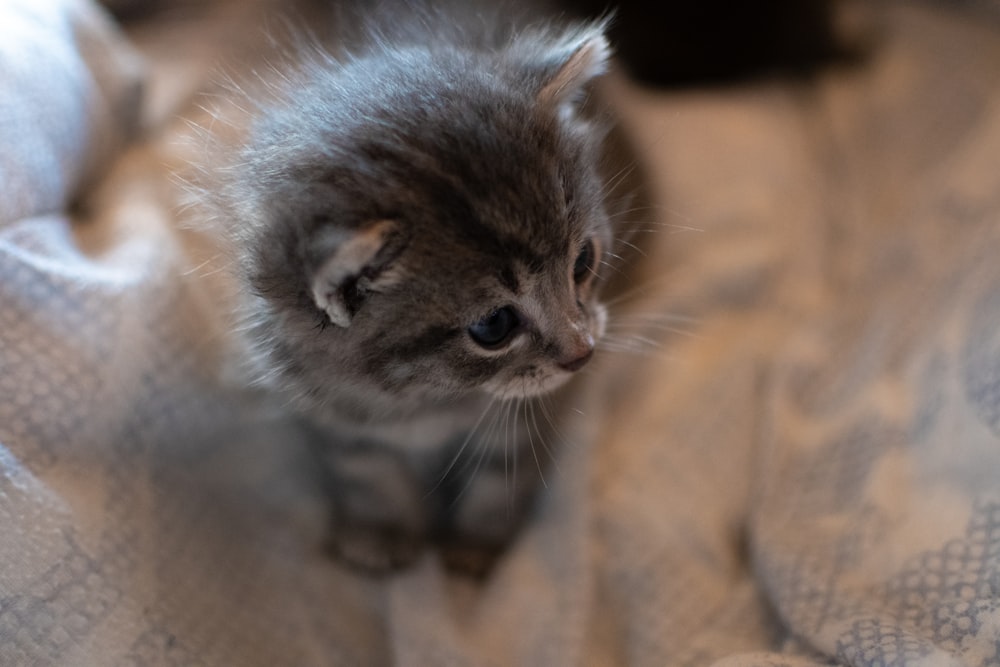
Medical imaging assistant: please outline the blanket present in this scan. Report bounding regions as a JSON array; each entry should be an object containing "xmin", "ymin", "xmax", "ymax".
[{"xmin": 2, "ymin": 0, "xmax": 999, "ymax": 664}]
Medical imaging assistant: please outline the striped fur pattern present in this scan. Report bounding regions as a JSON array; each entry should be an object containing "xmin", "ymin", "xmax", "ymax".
[{"xmin": 207, "ymin": 7, "xmax": 614, "ymax": 573}]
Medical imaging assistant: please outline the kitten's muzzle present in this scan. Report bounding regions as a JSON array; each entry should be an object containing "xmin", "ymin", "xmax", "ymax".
[
  {"xmin": 559, "ymin": 348, "xmax": 594, "ymax": 372},
  {"xmin": 557, "ymin": 334, "xmax": 595, "ymax": 372}
]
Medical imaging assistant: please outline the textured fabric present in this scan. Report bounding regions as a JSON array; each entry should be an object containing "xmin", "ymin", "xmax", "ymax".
[
  {"xmin": 0, "ymin": 0, "xmax": 142, "ymax": 225},
  {"xmin": 2, "ymin": 1, "xmax": 1000, "ymax": 665}
]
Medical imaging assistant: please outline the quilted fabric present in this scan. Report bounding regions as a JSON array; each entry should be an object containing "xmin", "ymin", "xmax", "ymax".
[{"xmin": 1, "ymin": 1, "xmax": 999, "ymax": 664}]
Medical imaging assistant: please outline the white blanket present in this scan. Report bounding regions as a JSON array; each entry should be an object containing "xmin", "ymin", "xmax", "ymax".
[{"xmin": 2, "ymin": 1, "xmax": 999, "ymax": 665}]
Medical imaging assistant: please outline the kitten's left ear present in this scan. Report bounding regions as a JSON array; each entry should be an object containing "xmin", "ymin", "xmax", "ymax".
[
  {"xmin": 309, "ymin": 219, "xmax": 405, "ymax": 328},
  {"xmin": 535, "ymin": 25, "xmax": 612, "ymax": 113}
]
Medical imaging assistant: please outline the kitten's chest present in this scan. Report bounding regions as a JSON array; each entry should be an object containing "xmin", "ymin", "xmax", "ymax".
[{"xmin": 314, "ymin": 395, "xmax": 494, "ymax": 456}]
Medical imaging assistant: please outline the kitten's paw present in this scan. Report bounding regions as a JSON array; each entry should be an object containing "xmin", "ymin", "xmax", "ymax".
[
  {"xmin": 328, "ymin": 523, "xmax": 424, "ymax": 574},
  {"xmin": 439, "ymin": 541, "xmax": 504, "ymax": 579}
]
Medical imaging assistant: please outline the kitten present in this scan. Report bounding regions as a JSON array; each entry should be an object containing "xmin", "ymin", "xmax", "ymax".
[{"xmin": 203, "ymin": 3, "xmax": 615, "ymax": 573}]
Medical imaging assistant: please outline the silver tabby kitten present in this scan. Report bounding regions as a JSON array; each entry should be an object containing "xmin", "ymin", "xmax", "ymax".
[{"xmin": 208, "ymin": 5, "xmax": 614, "ymax": 573}]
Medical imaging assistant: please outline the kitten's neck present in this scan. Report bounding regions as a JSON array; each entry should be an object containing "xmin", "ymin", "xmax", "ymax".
[
  {"xmin": 302, "ymin": 391, "xmax": 492, "ymax": 444},
  {"xmin": 303, "ymin": 390, "xmax": 492, "ymax": 453}
]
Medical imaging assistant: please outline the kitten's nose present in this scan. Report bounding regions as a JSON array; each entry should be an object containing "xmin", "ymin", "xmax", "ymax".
[
  {"xmin": 559, "ymin": 348, "xmax": 593, "ymax": 372},
  {"xmin": 558, "ymin": 335, "xmax": 595, "ymax": 372}
]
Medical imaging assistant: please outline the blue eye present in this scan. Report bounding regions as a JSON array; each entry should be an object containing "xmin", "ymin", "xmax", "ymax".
[
  {"xmin": 573, "ymin": 239, "xmax": 595, "ymax": 283},
  {"xmin": 468, "ymin": 306, "xmax": 519, "ymax": 349}
]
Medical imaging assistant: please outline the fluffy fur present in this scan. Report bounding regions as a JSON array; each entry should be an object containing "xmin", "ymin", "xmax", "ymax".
[{"xmin": 200, "ymin": 4, "xmax": 617, "ymax": 573}]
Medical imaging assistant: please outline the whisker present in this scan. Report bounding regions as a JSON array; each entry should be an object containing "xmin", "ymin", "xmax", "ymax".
[
  {"xmin": 529, "ymin": 397, "xmax": 561, "ymax": 477},
  {"xmin": 607, "ymin": 206, "xmax": 654, "ymax": 221},
  {"xmin": 601, "ymin": 332, "xmax": 663, "ymax": 349},
  {"xmin": 606, "ymin": 198, "xmax": 700, "ymax": 223},
  {"xmin": 616, "ymin": 226, "xmax": 702, "ymax": 238},
  {"xmin": 602, "ymin": 248, "xmax": 631, "ymax": 269},
  {"xmin": 493, "ymin": 394, "xmax": 515, "ymax": 502},
  {"xmin": 523, "ymin": 394, "xmax": 547, "ymax": 489},
  {"xmin": 424, "ymin": 394, "xmax": 497, "ymax": 498},
  {"xmin": 597, "ymin": 341, "xmax": 680, "ymax": 362},
  {"xmin": 598, "ymin": 259, "xmax": 628, "ymax": 280},
  {"xmin": 606, "ymin": 310, "xmax": 703, "ymax": 339},
  {"xmin": 607, "ymin": 206, "xmax": 707, "ymax": 267},
  {"xmin": 181, "ymin": 254, "xmax": 226, "ymax": 277},
  {"xmin": 605, "ymin": 319, "xmax": 697, "ymax": 334},
  {"xmin": 459, "ymin": 395, "xmax": 504, "ymax": 479},
  {"xmin": 604, "ymin": 322, "xmax": 700, "ymax": 340},
  {"xmin": 448, "ymin": 398, "xmax": 505, "ymax": 508},
  {"xmin": 601, "ymin": 340, "xmax": 665, "ymax": 358},
  {"xmin": 538, "ymin": 397, "xmax": 574, "ymax": 452},
  {"xmin": 601, "ymin": 274, "xmax": 683, "ymax": 308},
  {"xmin": 608, "ymin": 310, "xmax": 702, "ymax": 324},
  {"xmin": 613, "ymin": 237, "xmax": 647, "ymax": 257},
  {"xmin": 611, "ymin": 216, "xmax": 706, "ymax": 234},
  {"xmin": 601, "ymin": 161, "xmax": 640, "ymax": 198},
  {"xmin": 598, "ymin": 332, "xmax": 663, "ymax": 350},
  {"xmin": 504, "ymin": 396, "xmax": 513, "ymax": 499},
  {"xmin": 508, "ymin": 396, "xmax": 522, "ymax": 511},
  {"xmin": 476, "ymin": 393, "xmax": 507, "ymax": 478}
]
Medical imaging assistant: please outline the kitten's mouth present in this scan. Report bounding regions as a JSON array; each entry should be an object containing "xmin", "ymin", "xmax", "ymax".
[
  {"xmin": 518, "ymin": 362, "xmax": 589, "ymax": 397},
  {"xmin": 556, "ymin": 340, "xmax": 595, "ymax": 373},
  {"xmin": 488, "ymin": 338, "xmax": 603, "ymax": 399}
]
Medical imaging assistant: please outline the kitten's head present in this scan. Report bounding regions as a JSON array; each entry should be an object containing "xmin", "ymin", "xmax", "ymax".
[{"xmin": 220, "ymin": 22, "xmax": 614, "ymax": 418}]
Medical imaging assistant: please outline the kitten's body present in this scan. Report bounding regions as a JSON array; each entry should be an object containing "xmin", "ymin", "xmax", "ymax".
[{"xmin": 203, "ymin": 2, "xmax": 616, "ymax": 573}]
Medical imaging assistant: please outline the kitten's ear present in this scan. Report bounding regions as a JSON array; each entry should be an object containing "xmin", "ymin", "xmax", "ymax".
[
  {"xmin": 535, "ymin": 25, "xmax": 612, "ymax": 112},
  {"xmin": 309, "ymin": 220, "xmax": 405, "ymax": 327}
]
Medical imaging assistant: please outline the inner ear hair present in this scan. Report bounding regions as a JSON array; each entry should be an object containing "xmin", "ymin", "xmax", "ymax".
[
  {"xmin": 537, "ymin": 29, "xmax": 611, "ymax": 110},
  {"xmin": 309, "ymin": 219, "xmax": 403, "ymax": 327}
]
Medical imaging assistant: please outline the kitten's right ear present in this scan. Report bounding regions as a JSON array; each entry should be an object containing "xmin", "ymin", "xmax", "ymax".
[{"xmin": 309, "ymin": 220, "xmax": 405, "ymax": 327}]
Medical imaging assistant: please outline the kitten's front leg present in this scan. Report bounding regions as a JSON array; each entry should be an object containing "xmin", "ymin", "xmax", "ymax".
[
  {"xmin": 314, "ymin": 439, "xmax": 429, "ymax": 573},
  {"xmin": 433, "ymin": 434, "xmax": 548, "ymax": 577},
  {"xmin": 311, "ymin": 417, "xmax": 552, "ymax": 576}
]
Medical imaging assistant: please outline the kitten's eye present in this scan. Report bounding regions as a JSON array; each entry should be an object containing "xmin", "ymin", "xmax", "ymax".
[
  {"xmin": 468, "ymin": 306, "xmax": 519, "ymax": 349},
  {"xmin": 573, "ymin": 239, "xmax": 596, "ymax": 284}
]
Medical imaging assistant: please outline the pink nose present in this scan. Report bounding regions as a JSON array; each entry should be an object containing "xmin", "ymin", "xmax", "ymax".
[{"xmin": 559, "ymin": 348, "xmax": 594, "ymax": 372}]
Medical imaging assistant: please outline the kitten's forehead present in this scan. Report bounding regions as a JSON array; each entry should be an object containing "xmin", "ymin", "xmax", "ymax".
[
  {"xmin": 277, "ymin": 46, "xmax": 608, "ymax": 315},
  {"xmin": 419, "ymin": 244, "xmax": 570, "ymax": 313},
  {"xmin": 348, "ymin": 54, "xmax": 589, "ymax": 208}
]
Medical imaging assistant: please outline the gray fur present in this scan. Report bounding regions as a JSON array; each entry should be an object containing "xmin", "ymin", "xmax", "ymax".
[{"xmin": 203, "ymin": 5, "xmax": 615, "ymax": 573}]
